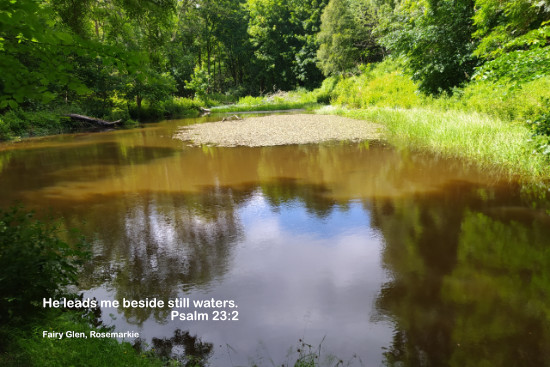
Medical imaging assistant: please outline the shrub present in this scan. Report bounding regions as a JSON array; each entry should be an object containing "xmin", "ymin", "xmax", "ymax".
[
  {"xmin": 161, "ymin": 97, "xmax": 201, "ymax": 117},
  {"xmin": 237, "ymin": 95, "xmax": 265, "ymax": 106},
  {"xmin": 1, "ymin": 110, "xmax": 27, "ymax": 137},
  {"xmin": 312, "ymin": 76, "xmax": 339, "ymax": 104},
  {"xmin": 0, "ymin": 117, "xmax": 9, "ymax": 140},
  {"xmin": 447, "ymin": 76, "xmax": 550, "ymax": 122},
  {"xmin": 330, "ymin": 62, "xmax": 422, "ymax": 109},
  {"xmin": 529, "ymin": 107, "xmax": 550, "ymax": 137},
  {"xmin": 0, "ymin": 207, "xmax": 89, "ymax": 324}
]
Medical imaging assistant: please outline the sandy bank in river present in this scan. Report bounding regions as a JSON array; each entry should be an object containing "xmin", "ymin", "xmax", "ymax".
[{"xmin": 173, "ymin": 113, "xmax": 383, "ymax": 147}]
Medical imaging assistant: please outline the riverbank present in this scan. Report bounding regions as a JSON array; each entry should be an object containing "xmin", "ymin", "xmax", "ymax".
[
  {"xmin": 314, "ymin": 106, "xmax": 550, "ymax": 180},
  {"xmin": 0, "ymin": 97, "xmax": 204, "ymax": 141},
  {"xmin": 173, "ymin": 104, "xmax": 549, "ymax": 180},
  {"xmin": 0, "ymin": 207, "xmax": 173, "ymax": 367},
  {"xmin": 0, "ymin": 311, "xmax": 165, "ymax": 367}
]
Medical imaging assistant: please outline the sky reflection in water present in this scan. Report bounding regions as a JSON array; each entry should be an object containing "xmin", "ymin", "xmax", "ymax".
[
  {"xmin": 1, "ymin": 116, "xmax": 550, "ymax": 366},
  {"xmin": 85, "ymin": 193, "xmax": 391, "ymax": 366}
]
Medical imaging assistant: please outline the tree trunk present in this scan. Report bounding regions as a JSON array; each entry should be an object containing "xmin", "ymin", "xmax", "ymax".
[{"xmin": 66, "ymin": 114, "xmax": 122, "ymax": 127}]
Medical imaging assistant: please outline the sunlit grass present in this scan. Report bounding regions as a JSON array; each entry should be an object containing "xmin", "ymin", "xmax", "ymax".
[
  {"xmin": 316, "ymin": 106, "xmax": 549, "ymax": 179},
  {"xmin": 213, "ymin": 101, "xmax": 320, "ymax": 113},
  {"xmin": 213, "ymin": 89, "xmax": 320, "ymax": 113}
]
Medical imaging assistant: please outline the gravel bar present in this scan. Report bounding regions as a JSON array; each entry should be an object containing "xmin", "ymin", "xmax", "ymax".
[{"xmin": 173, "ymin": 114, "xmax": 384, "ymax": 147}]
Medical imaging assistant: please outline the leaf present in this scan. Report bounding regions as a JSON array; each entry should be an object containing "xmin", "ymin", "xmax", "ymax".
[
  {"xmin": 55, "ymin": 32, "xmax": 74, "ymax": 45},
  {"xmin": 40, "ymin": 91, "xmax": 56, "ymax": 104}
]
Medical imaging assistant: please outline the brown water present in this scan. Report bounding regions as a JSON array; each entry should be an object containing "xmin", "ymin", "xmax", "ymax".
[{"xmin": 1, "ymin": 115, "xmax": 550, "ymax": 366}]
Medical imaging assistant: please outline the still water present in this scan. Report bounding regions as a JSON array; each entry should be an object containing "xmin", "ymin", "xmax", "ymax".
[{"xmin": 1, "ymin": 114, "xmax": 550, "ymax": 366}]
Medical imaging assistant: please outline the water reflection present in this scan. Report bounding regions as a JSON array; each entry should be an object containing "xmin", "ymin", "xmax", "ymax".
[
  {"xmin": 1, "ymin": 117, "xmax": 550, "ymax": 365},
  {"xmin": 145, "ymin": 329, "xmax": 213, "ymax": 367},
  {"xmin": 372, "ymin": 183, "xmax": 550, "ymax": 367},
  {"xmin": 72, "ymin": 190, "xmax": 247, "ymax": 324}
]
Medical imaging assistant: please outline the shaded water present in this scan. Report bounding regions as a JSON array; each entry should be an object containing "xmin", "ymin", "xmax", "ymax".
[{"xmin": 1, "ymin": 115, "xmax": 550, "ymax": 366}]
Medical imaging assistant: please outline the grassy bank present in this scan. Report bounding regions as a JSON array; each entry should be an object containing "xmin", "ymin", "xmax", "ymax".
[
  {"xmin": 316, "ymin": 106, "xmax": 549, "ymax": 179},
  {"xmin": 0, "ymin": 207, "xmax": 171, "ymax": 366},
  {"xmin": 0, "ymin": 311, "xmax": 164, "ymax": 367}
]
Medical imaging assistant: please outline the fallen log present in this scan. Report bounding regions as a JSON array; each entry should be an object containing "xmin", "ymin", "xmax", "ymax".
[
  {"xmin": 66, "ymin": 114, "xmax": 122, "ymax": 127},
  {"xmin": 199, "ymin": 107, "xmax": 211, "ymax": 115}
]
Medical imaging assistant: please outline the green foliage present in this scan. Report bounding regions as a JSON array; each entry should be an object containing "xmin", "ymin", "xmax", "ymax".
[
  {"xmin": 0, "ymin": 311, "xmax": 166, "ymax": 367},
  {"xmin": 129, "ymin": 97, "xmax": 202, "ymax": 121},
  {"xmin": 317, "ymin": 0, "xmax": 362, "ymax": 75},
  {"xmin": 443, "ymin": 76, "xmax": 550, "ymax": 122},
  {"xmin": 529, "ymin": 105, "xmax": 550, "ymax": 137},
  {"xmin": 236, "ymin": 95, "xmax": 266, "ymax": 106},
  {"xmin": 161, "ymin": 97, "xmax": 203, "ymax": 117},
  {"xmin": 526, "ymin": 98, "xmax": 550, "ymax": 160},
  {"xmin": 311, "ymin": 76, "xmax": 340, "ymax": 104},
  {"xmin": 317, "ymin": 0, "xmax": 383, "ymax": 75},
  {"xmin": 380, "ymin": 0, "xmax": 478, "ymax": 94},
  {"xmin": 472, "ymin": 25, "xmax": 550, "ymax": 84},
  {"xmin": 330, "ymin": 61, "xmax": 422, "ymax": 108},
  {"xmin": 472, "ymin": 0, "xmax": 549, "ymax": 60},
  {"xmin": 473, "ymin": 47, "xmax": 550, "ymax": 84},
  {"xmin": 0, "ymin": 207, "xmax": 89, "ymax": 325},
  {"xmin": 213, "ymin": 90, "xmax": 320, "ymax": 112},
  {"xmin": 244, "ymin": 0, "xmax": 328, "ymax": 91},
  {"xmin": 0, "ymin": 0, "xmax": 89, "ymax": 109},
  {"xmin": 185, "ymin": 66, "xmax": 211, "ymax": 102},
  {"xmin": 0, "ymin": 107, "xmax": 82, "ymax": 140}
]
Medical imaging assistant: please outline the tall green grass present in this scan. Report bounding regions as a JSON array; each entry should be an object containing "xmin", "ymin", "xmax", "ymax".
[
  {"xmin": 330, "ymin": 62, "xmax": 423, "ymax": 109},
  {"xmin": 316, "ymin": 106, "xmax": 549, "ymax": 179},
  {"xmin": 438, "ymin": 77, "xmax": 550, "ymax": 123},
  {"xmin": 213, "ymin": 89, "xmax": 320, "ymax": 113}
]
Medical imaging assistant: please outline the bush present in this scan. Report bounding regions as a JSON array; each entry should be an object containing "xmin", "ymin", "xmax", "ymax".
[
  {"xmin": 1, "ymin": 110, "xmax": 28, "ymax": 137},
  {"xmin": 312, "ymin": 76, "xmax": 339, "ymax": 104},
  {"xmin": 161, "ymin": 97, "xmax": 202, "ymax": 117},
  {"xmin": 445, "ymin": 76, "xmax": 550, "ymax": 122},
  {"xmin": 0, "ymin": 116, "xmax": 9, "ymax": 140},
  {"xmin": 0, "ymin": 207, "xmax": 89, "ymax": 324},
  {"xmin": 237, "ymin": 95, "xmax": 265, "ymax": 106},
  {"xmin": 129, "ymin": 97, "xmax": 202, "ymax": 121},
  {"xmin": 472, "ymin": 26, "xmax": 550, "ymax": 85},
  {"xmin": 0, "ymin": 109, "xmax": 74, "ymax": 140},
  {"xmin": 330, "ymin": 62, "xmax": 422, "ymax": 109},
  {"xmin": 529, "ymin": 107, "xmax": 550, "ymax": 137}
]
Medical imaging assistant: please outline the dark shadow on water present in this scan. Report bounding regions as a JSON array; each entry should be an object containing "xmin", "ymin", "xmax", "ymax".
[{"xmin": 134, "ymin": 329, "xmax": 213, "ymax": 367}]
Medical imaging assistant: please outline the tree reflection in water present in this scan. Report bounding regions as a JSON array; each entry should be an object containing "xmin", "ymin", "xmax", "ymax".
[
  {"xmin": 75, "ymin": 188, "xmax": 250, "ymax": 324},
  {"xmin": 134, "ymin": 329, "xmax": 213, "ymax": 367},
  {"xmin": 372, "ymin": 182, "xmax": 550, "ymax": 366}
]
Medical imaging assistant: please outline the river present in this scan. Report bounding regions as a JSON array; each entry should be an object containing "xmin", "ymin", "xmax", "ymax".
[{"xmin": 1, "ymin": 114, "xmax": 549, "ymax": 366}]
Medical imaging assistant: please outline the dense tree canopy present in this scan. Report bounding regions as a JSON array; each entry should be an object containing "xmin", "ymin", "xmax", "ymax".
[
  {"xmin": 0, "ymin": 0, "xmax": 549, "ymax": 118},
  {"xmin": 379, "ymin": 0, "xmax": 478, "ymax": 94},
  {"xmin": 317, "ymin": 0, "xmax": 384, "ymax": 75}
]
